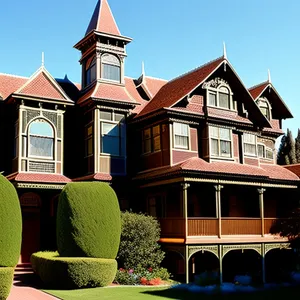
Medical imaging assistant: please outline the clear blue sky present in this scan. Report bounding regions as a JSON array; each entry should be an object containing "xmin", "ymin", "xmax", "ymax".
[{"xmin": 0, "ymin": 0, "xmax": 299, "ymax": 140}]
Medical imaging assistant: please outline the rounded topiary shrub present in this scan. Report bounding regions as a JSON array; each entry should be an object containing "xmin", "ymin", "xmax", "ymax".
[
  {"xmin": 57, "ymin": 182, "xmax": 121, "ymax": 259},
  {"xmin": 0, "ymin": 267, "xmax": 14, "ymax": 300},
  {"xmin": 0, "ymin": 174, "xmax": 22, "ymax": 267}
]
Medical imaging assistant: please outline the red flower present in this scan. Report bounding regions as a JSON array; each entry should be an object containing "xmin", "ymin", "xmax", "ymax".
[
  {"xmin": 119, "ymin": 268, "xmax": 124, "ymax": 272},
  {"xmin": 140, "ymin": 277, "xmax": 148, "ymax": 285},
  {"xmin": 148, "ymin": 267, "xmax": 153, "ymax": 272}
]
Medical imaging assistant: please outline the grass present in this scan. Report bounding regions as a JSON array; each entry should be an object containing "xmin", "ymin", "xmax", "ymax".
[{"xmin": 44, "ymin": 285, "xmax": 300, "ymax": 300}]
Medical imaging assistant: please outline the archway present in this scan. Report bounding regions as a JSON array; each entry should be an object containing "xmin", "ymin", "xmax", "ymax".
[
  {"xmin": 222, "ymin": 249, "xmax": 262, "ymax": 283},
  {"xmin": 20, "ymin": 192, "xmax": 41, "ymax": 263},
  {"xmin": 189, "ymin": 251, "xmax": 219, "ymax": 284},
  {"xmin": 162, "ymin": 250, "xmax": 185, "ymax": 282},
  {"xmin": 265, "ymin": 248, "xmax": 296, "ymax": 282}
]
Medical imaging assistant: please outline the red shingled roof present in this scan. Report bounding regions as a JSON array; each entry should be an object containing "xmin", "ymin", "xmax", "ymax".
[
  {"xmin": 135, "ymin": 157, "xmax": 299, "ymax": 182},
  {"xmin": 7, "ymin": 172, "xmax": 71, "ymax": 183},
  {"xmin": 0, "ymin": 73, "xmax": 27, "ymax": 100},
  {"xmin": 249, "ymin": 82, "xmax": 269, "ymax": 100},
  {"xmin": 73, "ymin": 173, "xmax": 112, "ymax": 182},
  {"xmin": 143, "ymin": 76, "xmax": 168, "ymax": 97},
  {"xmin": 137, "ymin": 57, "xmax": 224, "ymax": 117},
  {"xmin": 85, "ymin": 0, "xmax": 121, "ymax": 37},
  {"xmin": 78, "ymin": 82, "xmax": 136, "ymax": 105},
  {"xmin": 283, "ymin": 164, "xmax": 300, "ymax": 178}
]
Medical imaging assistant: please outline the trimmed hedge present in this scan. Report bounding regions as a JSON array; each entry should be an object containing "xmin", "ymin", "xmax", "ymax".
[
  {"xmin": 0, "ymin": 175, "xmax": 22, "ymax": 267},
  {"xmin": 57, "ymin": 182, "xmax": 121, "ymax": 259},
  {"xmin": 31, "ymin": 251, "xmax": 117, "ymax": 289},
  {"xmin": 0, "ymin": 267, "xmax": 14, "ymax": 300}
]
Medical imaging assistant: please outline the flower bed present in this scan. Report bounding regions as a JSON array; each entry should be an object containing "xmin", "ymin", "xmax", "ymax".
[{"xmin": 114, "ymin": 267, "xmax": 170, "ymax": 286}]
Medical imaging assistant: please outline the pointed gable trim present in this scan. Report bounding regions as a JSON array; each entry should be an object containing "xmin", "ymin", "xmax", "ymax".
[
  {"xmin": 85, "ymin": 0, "xmax": 121, "ymax": 37},
  {"xmin": 249, "ymin": 82, "xmax": 293, "ymax": 119},
  {"xmin": 13, "ymin": 67, "xmax": 74, "ymax": 105}
]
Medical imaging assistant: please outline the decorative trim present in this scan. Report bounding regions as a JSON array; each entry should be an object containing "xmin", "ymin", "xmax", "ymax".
[
  {"xmin": 188, "ymin": 245, "xmax": 219, "ymax": 259},
  {"xmin": 15, "ymin": 183, "xmax": 65, "ymax": 190},
  {"xmin": 164, "ymin": 245, "xmax": 185, "ymax": 260},
  {"xmin": 202, "ymin": 78, "xmax": 229, "ymax": 89},
  {"xmin": 264, "ymin": 243, "xmax": 290, "ymax": 254},
  {"xmin": 222, "ymin": 244, "xmax": 262, "ymax": 257}
]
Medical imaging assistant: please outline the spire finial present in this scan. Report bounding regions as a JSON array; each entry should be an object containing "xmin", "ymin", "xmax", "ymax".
[
  {"xmin": 142, "ymin": 61, "xmax": 145, "ymax": 77},
  {"xmin": 268, "ymin": 69, "xmax": 271, "ymax": 83},
  {"xmin": 223, "ymin": 42, "xmax": 227, "ymax": 59},
  {"xmin": 41, "ymin": 52, "xmax": 45, "ymax": 67}
]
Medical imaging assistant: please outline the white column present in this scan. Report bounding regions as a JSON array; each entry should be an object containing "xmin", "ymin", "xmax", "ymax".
[
  {"xmin": 215, "ymin": 185, "xmax": 223, "ymax": 238},
  {"xmin": 258, "ymin": 188, "xmax": 266, "ymax": 237},
  {"xmin": 185, "ymin": 245, "xmax": 189, "ymax": 284}
]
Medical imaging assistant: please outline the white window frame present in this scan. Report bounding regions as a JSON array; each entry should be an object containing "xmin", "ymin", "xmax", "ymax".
[
  {"xmin": 173, "ymin": 122, "xmax": 189, "ymax": 150},
  {"xmin": 100, "ymin": 110, "xmax": 126, "ymax": 157},
  {"xmin": 257, "ymin": 143, "xmax": 265, "ymax": 158},
  {"xmin": 101, "ymin": 53, "xmax": 121, "ymax": 83},
  {"xmin": 209, "ymin": 126, "xmax": 233, "ymax": 158},
  {"xmin": 257, "ymin": 97, "xmax": 272, "ymax": 120},
  {"xmin": 243, "ymin": 133, "xmax": 257, "ymax": 157},
  {"xmin": 204, "ymin": 79, "xmax": 236, "ymax": 111}
]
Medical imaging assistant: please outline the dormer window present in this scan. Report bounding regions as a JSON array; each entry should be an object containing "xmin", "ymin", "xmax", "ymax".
[
  {"xmin": 102, "ymin": 54, "xmax": 121, "ymax": 82},
  {"xmin": 257, "ymin": 97, "xmax": 271, "ymax": 120},
  {"xmin": 85, "ymin": 56, "xmax": 96, "ymax": 86},
  {"xmin": 203, "ymin": 78, "xmax": 235, "ymax": 110}
]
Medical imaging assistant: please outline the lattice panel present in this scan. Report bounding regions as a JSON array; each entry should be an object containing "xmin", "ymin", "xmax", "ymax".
[
  {"xmin": 28, "ymin": 161, "xmax": 55, "ymax": 173},
  {"xmin": 57, "ymin": 115, "xmax": 62, "ymax": 138},
  {"xmin": 43, "ymin": 111, "xmax": 57, "ymax": 127},
  {"xmin": 27, "ymin": 109, "xmax": 40, "ymax": 124}
]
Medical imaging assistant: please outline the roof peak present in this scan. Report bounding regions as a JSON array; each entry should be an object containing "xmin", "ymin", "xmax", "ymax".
[
  {"xmin": 85, "ymin": 0, "xmax": 121, "ymax": 37},
  {"xmin": 168, "ymin": 56, "xmax": 224, "ymax": 84}
]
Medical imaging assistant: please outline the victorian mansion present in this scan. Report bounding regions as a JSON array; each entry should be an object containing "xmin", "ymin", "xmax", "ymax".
[{"xmin": 0, "ymin": 0, "xmax": 299, "ymax": 283}]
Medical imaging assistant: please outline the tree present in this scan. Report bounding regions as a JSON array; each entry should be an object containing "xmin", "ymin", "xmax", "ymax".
[
  {"xmin": 277, "ymin": 129, "xmax": 296, "ymax": 165},
  {"xmin": 295, "ymin": 129, "xmax": 300, "ymax": 163}
]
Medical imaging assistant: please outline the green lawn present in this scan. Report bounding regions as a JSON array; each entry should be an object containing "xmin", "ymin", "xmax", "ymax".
[{"xmin": 44, "ymin": 285, "xmax": 300, "ymax": 300}]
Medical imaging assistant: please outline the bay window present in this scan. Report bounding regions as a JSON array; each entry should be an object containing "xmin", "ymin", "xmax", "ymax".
[
  {"xmin": 142, "ymin": 125, "xmax": 161, "ymax": 154},
  {"xmin": 210, "ymin": 126, "xmax": 232, "ymax": 157}
]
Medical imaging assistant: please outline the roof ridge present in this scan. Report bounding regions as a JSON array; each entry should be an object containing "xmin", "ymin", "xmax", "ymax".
[
  {"xmin": 0, "ymin": 72, "xmax": 28, "ymax": 79},
  {"xmin": 167, "ymin": 56, "xmax": 224, "ymax": 84},
  {"xmin": 248, "ymin": 80, "xmax": 269, "ymax": 90}
]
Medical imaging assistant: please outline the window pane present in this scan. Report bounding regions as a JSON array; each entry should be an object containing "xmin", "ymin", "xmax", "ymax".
[
  {"xmin": 219, "ymin": 92, "xmax": 230, "ymax": 109},
  {"xmin": 258, "ymin": 145, "xmax": 265, "ymax": 158},
  {"xmin": 153, "ymin": 125, "xmax": 160, "ymax": 137},
  {"xmin": 115, "ymin": 113, "xmax": 125, "ymax": 122},
  {"xmin": 153, "ymin": 136, "xmax": 161, "ymax": 151},
  {"xmin": 102, "ymin": 136, "xmax": 119, "ymax": 156},
  {"xmin": 175, "ymin": 136, "xmax": 188, "ymax": 148},
  {"xmin": 143, "ymin": 139, "xmax": 151, "ymax": 153},
  {"xmin": 103, "ymin": 64, "xmax": 120, "ymax": 82},
  {"xmin": 174, "ymin": 123, "xmax": 188, "ymax": 136},
  {"xmin": 220, "ymin": 141, "xmax": 231, "ymax": 156},
  {"xmin": 29, "ymin": 136, "xmax": 53, "ymax": 157},
  {"xmin": 209, "ymin": 126, "xmax": 219, "ymax": 138},
  {"xmin": 87, "ymin": 138, "xmax": 93, "ymax": 156},
  {"xmin": 245, "ymin": 144, "xmax": 256, "ymax": 155},
  {"xmin": 266, "ymin": 149, "xmax": 273, "ymax": 159},
  {"xmin": 220, "ymin": 128, "xmax": 230, "ymax": 140},
  {"xmin": 102, "ymin": 123, "xmax": 119, "ymax": 136},
  {"xmin": 100, "ymin": 111, "xmax": 112, "ymax": 121},
  {"xmin": 144, "ymin": 128, "xmax": 151, "ymax": 139},
  {"xmin": 208, "ymin": 93, "xmax": 217, "ymax": 106},
  {"xmin": 260, "ymin": 107, "xmax": 270, "ymax": 120},
  {"xmin": 244, "ymin": 133, "xmax": 256, "ymax": 144},
  {"xmin": 211, "ymin": 139, "xmax": 219, "ymax": 156},
  {"xmin": 30, "ymin": 121, "xmax": 53, "ymax": 137}
]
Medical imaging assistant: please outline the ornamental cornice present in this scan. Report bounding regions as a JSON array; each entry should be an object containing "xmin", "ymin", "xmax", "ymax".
[
  {"xmin": 15, "ymin": 183, "xmax": 65, "ymax": 190},
  {"xmin": 188, "ymin": 245, "xmax": 219, "ymax": 259},
  {"xmin": 202, "ymin": 77, "xmax": 229, "ymax": 89},
  {"xmin": 264, "ymin": 243, "xmax": 290, "ymax": 254},
  {"xmin": 222, "ymin": 244, "xmax": 262, "ymax": 257}
]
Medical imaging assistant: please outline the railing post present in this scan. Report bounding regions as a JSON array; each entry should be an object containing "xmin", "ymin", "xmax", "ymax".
[
  {"xmin": 258, "ymin": 188, "xmax": 266, "ymax": 237},
  {"xmin": 214, "ymin": 185, "xmax": 224, "ymax": 238},
  {"xmin": 181, "ymin": 183, "xmax": 190, "ymax": 238}
]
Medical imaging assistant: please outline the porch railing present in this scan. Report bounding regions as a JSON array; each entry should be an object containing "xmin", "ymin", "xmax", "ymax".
[
  {"xmin": 221, "ymin": 218, "xmax": 261, "ymax": 235},
  {"xmin": 159, "ymin": 217, "xmax": 283, "ymax": 238}
]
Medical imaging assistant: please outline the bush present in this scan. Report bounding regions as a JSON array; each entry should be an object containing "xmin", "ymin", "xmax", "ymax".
[
  {"xmin": 117, "ymin": 212, "xmax": 165, "ymax": 270},
  {"xmin": 31, "ymin": 251, "xmax": 117, "ymax": 289},
  {"xmin": 0, "ymin": 174, "xmax": 22, "ymax": 267},
  {"xmin": 57, "ymin": 182, "xmax": 121, "ymax": 259},
  {"xmin": 0, "ymin": 267, "xmax": 14, "ymax": 300}
]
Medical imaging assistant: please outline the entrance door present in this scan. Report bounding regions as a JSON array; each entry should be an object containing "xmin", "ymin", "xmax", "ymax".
[{"xmin": 20, "ymin": 193, "xmax": 41, "ymax": 263}]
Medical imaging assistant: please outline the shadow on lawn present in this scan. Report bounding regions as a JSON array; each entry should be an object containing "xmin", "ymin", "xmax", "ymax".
[{"xmin": 142, "ymin": 285, "xmax": 300, "ymax": 300}]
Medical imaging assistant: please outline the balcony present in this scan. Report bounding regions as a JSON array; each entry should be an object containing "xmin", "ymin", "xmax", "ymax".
[{"xmin": 159, "ymin": 217, "xmax": 280, "ymax": 238}]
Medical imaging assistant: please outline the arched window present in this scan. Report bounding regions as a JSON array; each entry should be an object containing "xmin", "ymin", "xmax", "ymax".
[
  {"xmin": 102, "ymin": 54, "xmax": 121, "ymax": 82},
  {"xmin": 29, "ymin": 119, "xmax": 54, "ymax": 158},
  {"xmin": 204, "ymin": 78, "xmax": 235, "ymax": 110},
  {"xmin": 258, "ymin": 98, "xmax": 271, "ymax": 120},
  {"xmin": 85, "ymin": 56, "xmax": 96, "ymax": 86}
]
